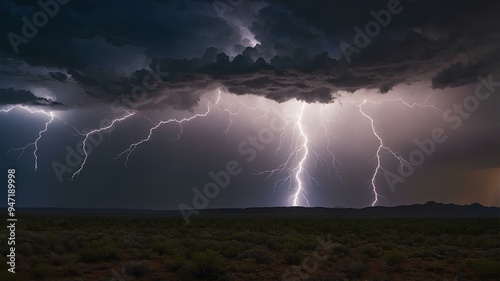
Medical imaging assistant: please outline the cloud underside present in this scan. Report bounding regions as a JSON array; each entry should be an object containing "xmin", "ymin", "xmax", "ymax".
[
  {"xmin": 0, "ymin": 88, "xmax": 63, "ymax": 107},
  {"xmin": 0, "ymin": 0, "xmax": 499, "ymax": 110},
  {"xmin": 71, "ymin": 36, "xmax": 500, "ymax": 110}
]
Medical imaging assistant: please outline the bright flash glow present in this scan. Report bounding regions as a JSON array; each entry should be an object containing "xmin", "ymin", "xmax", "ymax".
[
  {"xmin": 2, "ymin": 88, "xmax": 448, "ymax": 208},
  {"xmin": 239, "ymin": 26, "xmax": 260, "ymax": 47}
]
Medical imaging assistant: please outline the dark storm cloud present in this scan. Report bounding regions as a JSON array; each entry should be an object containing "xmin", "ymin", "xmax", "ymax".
[
  {"xmin": 0, "ymin": 87, "xmax": 63, "ymax": 106},
  {"xmin": 1, "ymin": 0, "xmax": 499, "ymax": 109},
  {"xmin": 49, "ymin": 72, "xmax": 68, "ymax": 82},
  {"xmin": 0, "ymin": 0, "xmax": 243, "ymax": 68},
  {"xmin": 432, "ymin": 48, "xmax": 500, "ymax": 89}
]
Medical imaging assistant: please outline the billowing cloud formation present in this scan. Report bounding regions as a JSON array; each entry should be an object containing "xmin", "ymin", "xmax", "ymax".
[
  {"xmin": 0, "ymin": 0, "xmax": 499, "ymax": 110},
  {"xmin": 0, "ymin": 88, "xmax": 63, "ymax": 107},
  {"xmin": 432, "ymin": 48, "xmax": 500, "ymax": 89}
]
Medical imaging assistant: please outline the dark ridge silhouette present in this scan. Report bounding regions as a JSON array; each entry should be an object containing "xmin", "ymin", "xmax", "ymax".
[{"xmin": 16, "ymin": 202, "xmax": 500, "ymax": 218}]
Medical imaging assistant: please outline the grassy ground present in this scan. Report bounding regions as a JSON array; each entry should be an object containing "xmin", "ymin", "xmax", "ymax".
[{"xmin": 1, "ymin": 215, "xmax": 499, "ymax": 280}]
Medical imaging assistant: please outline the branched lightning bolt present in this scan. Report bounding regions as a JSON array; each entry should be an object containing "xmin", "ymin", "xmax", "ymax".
[
  {"xmin": 354, "ymin": 101, "xmax": 408, "ymax": 206},
  {"xmin": 216, "ymin": 101, "xmax": 242, "ymax": 136},
  {"xmin": 71, "ymin": 112, "xmax": 136, "ymax": 179},
  {"xmin": 312, "ymin": 106, "xmax": 344, "ymax": 183},
  {"xmin": 116, "ymin": 90, "xmax": 277, "ymax": 167},
  {"xmin": 346, "ymin": 94, "xmax": 444, "ymax": 206},
  {"xmin": 2, "ymin": 105, "xmax": 59, "ymax": 171},
  {"xmin": 115, "ymin": 93, "xmax": 223, "ymax": 166},
  {"xmin": 363, "ymin": 96, "xmax": 448, "ymax": 117},
  {"xmin": 256, "ymin": 103, "xmax": 315, "ymax": 206},
  {"xmin": 291, "ymin": 104, "xmax": 309, "ymax": 206}
]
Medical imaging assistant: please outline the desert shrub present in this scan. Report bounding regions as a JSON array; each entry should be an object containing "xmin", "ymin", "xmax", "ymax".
[
  {"xmin": 232, "ymin": 231, "xmax": 255, "ymax": 243},
  {"xmin": 168, "ymin": 254, "xmax": 188, "ymax": 271},
  {"xmin": 61, "ymin": 262, "xmax": 81, "ymax": 276},
  {"xmin": 148, "ymin": 271, "xmax": 165, "ymax": 281},
  {"xmin": 0, "ymin": 256, "xmax": 6, "ymax": 270},
  {"xmin": 0, "ymin": 271, "xmax": 21, "ymax": 281},
  {"xmin": 220, "ymin": 240, "xmax": 244, "ymax": 258},
  {"xmin": 307, "ymin": 273, "xmax": 347, "ymax": 281},
  {"xmin": 469, "ymin": 258, "xmax": 500, "ymax": 278},
  {"xmin": 412, "ymin": 248, "xmax": 434, "ymax": 258},
  {"xmin": 18, "ymin": 242, "xmax": 34, "ymax": 255},
  {"xmin": 125, "ymin": 261, "xmax": 148, "ymax": 277},
  {"xmin": 245, "ymin": 248, "xmax": 274, "ymax": 264},
  {"xmin": 104, "ymin": 245, "xmax": 121, "ymax": 260},
  {"xmin": 27, "ymin": 222, "xmax": 45, "ymax": 231},
  {"xmin": 133, "ymin": 248, "xmax": 153, "ymax": 259},
  {"xmin": 432, "ymin": 245, "xmax": 459, "ymax": 257},
  {"xmin": 32, "ymin": 263, "xmax": 53, "ymax": 279},
  {"xmin": 53, "ymin": 244, "xmax": 66, "ymax": 254},
  {"xmin": 424, "ymin": 237, "xmax": 440, "ymax": 246},
  {"xmin": 66, "ymin": 240, "xmax": 80, "ymax": 252},
  {"xmin": 410, "ymin": 234, "xmax": 425, "ymax": 244},
  {"xmin": 28, "ymin": 256, "xmax": 44, "ymax": 267},
  {"xmin": 346, "ymin": 261, "xmax": 368, "ymax": 278},
  {"xmin": 265, "ymin": 237, "xmax": 280, "ymax": 250},
  {"xmin": 362, "ymin": 246, "xmax": 381, "ymax": 258},
  {"xmin": 380, "ymin": 241, "xmax": 396, "ymax": 250},
  {"xmin": 78, "ymin": 245, "xmax": 120, "ymax": 263},
  {"xmin": 44, "ymin": 233, "xmax": 61, "ymax": 250},
  {"xmin": 239, "ymin": 263, "xmax": 256, "ymax": 274},
  {"xmin": 49, "ymin": 253, "xmax": 64, "ymax": 265},
  {"xmin": 424, "ymin": 261, "xmax": 446, "ymax": 273},
  {"xmin": 32, "ymin": 243, "xmax": 50, "ymax": 255},
  {"xmin": 151, "ymin": 241, "xmax": 175, "ymax": 255},
  {"xmin": 331, "ymin": 243, "xmax": 351, "ymax": 256},
  {"xmin": 183, "ymin": 237, "xmax": 202, "ymax": 249},
  {"xmin": 191, "ymin": 249, "xmax": 225, "ymax": 279},
  {"xmin": 383, "ymin": 249, "xmax": 405, "ymax": 266},
  {"xmin": 301, "ymin": 237, "xmax": 320, "ymax": 251},
  {"xmin": 284, "ymin": 250, "xmax": 302, "ymax": 264},
  {"xmin": 79, "ymin": 248, "xmax": 101, "ymax": 263}
]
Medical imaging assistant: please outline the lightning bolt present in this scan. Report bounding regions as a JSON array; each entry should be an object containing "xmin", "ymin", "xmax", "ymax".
[
  {"xmin": 115, "ymin": 92, "xmax": 226, "ymax": 167},
  {"xmin": 362, "ymin": 96, "xmax": 448, "ymax": 118},
  {"xmin": 116, "ymin": 90, "xmax": 276, "ymax": 167},
  {"xmin": 346, "ymin": 94, "xmax": 445, "ymax": 206},
  {"xmin": 71, "ymin": 112, "xmax": 136, "ymax": 179},
  {"xmin": 291, "ymin": 103, "xmax": 309, "ymax": 206},
  {"xmin": 354, "ymin": 101, "xmax": 407, "ymax": 206},
  {"xmin": 312, "ymin": 106, "xmax": 344, "ymax": 183},
  {"xmin": 2, "ymin": 105, "xmax": 59, "ymax": 171},
  {"xmin": 256, "ymin": 102, "xmax": 319, "ymax": 207},
  {"xmin": 215, "ymin": 92, "xmax": 276, "ymax": 136}
]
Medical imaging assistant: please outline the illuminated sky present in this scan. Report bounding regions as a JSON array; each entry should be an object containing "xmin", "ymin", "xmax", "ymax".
[{"xmin": 0, "ymin": 0, "xmax": 499, "ymax": 210}]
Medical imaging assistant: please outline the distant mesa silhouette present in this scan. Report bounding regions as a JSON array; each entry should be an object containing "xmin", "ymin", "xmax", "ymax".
[{"xmin": 16, "ymin": 201, "xmax": 500, "ymax": 218}]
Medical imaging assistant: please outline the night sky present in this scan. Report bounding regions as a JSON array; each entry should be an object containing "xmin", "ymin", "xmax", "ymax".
[{"xmin": 1, "ymin": 0, "xmax": 499, "ymax": 213}]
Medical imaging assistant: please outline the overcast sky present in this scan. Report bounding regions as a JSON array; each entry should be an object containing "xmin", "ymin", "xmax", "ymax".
[{"xmin": 1, "ymin": 0, "xmax": 499, "ymax": 212}]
